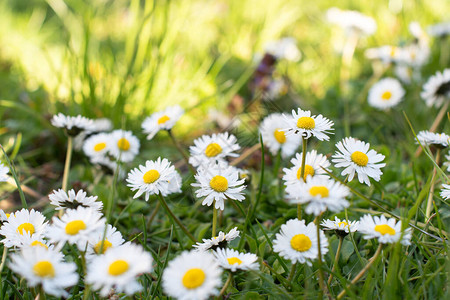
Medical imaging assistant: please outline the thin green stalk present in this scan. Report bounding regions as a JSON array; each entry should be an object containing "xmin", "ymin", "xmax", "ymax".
[
  {"xmin": 39, "ymin": 285, "xmax": 47, "ymax": 300},
  {"xmin": 425, "ymin": 149, "xmax": 440, "ymax": 220},
  {"xmin": 212, "ymin": 204, "xmax": 218, "ymax": 237},
  {"xmin": 297, "ymin": 137, "xmax": 307, "ymax": 220},
  {"xmin": 0, "ymin": 247, "xmax": 8, "ymax": 274},
  {"xmin": 218, "ymin": 272, "xmax": 233, "ymax": 298},
  {"xmin": 273, "ymin": 149, "xmax": 281, "ymax": 178},
  {"xmin": 1, "ymin": 146, "xmax": 27, "ymax": 208},
  {"xmin": 287, "ymin": 263, "xmax": 297, "ymax": 283},
  {"xmin": 168, "ymin": 130, "xmax": 195, "ymax": 175},
  {"xmin": 157, "ymin": 193, "xmax": 196, "ymax": 243},
  {"xmin": 62, "ymin": 136, "xmax": 73, "ymax": 192},
  {"xmin": 315, "ymin": 213, "xmax": 327, "ymax": 298},
  {"xmin": 327, "ymin": 236, "xmax": 344, "ymax": 286}
]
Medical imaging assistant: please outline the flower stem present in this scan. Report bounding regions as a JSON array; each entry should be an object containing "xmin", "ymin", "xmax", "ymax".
[
  {"xmin": 212, "ymin": 203, "xmax": 218, "ymax": 237},
  {"xmin": 168, "ymin": 130, "xmax": 195, "ymax": 175},
  {"xmin": 39, "ymin": 284, "xmax": 47, "ymax": 300},
  {"xmin": 337, "ymin": 243, "xmax": 383, "ymax": 299},
  {"xmin": 315, "ymin": 213, "xmax": 327, "ymax": 298},
  {"xmin": 0, "ymin": 246, "xmax": 8, "ymax": 274},
  {"xmin": 157, "ymin": 193, "xmax": 197, "ymax": 243},
  {"xmin": 273, "ymin": 149, "xmax": 282, "ymax": 178},
  {"xmin": 0, "ymin": 146, "xmax": 27, "ymax": 208},
  {"xmin": 426, "ymin": 149, "xmax": 440, "ymax": 220},
  {"xmin": 327, "ymin": 235, "xmax": 344, "ymax": 286},
  {"xmin": 218, "ymin": 272, "xmax": 233, "ymax": 298},
  {"xmin": 297, "ymin": 137, "xmax": 307, "ymax": 220},
  {"xmin": 62, "ymin": 136, "xmax": 73, "ymax": 192},
  {"xmin": 287, "ymin": 262, "xmax": 297, "ymax": 282}
]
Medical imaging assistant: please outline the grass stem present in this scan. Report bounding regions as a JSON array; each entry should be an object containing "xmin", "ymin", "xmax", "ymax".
[
  {"xmin": 212, "ymin": 204, "xmax": 217, "ymax": 237},
  {"xmin": 327, "ymin": 235, "xmax": 344, "ymax": 286},
  {"xmin": 297, "ymin": 137, "xmax": 307, "ymax": 220},
  {"xmin": 62, "ymin": 136, "xmax": 73, "ymax": 192}
]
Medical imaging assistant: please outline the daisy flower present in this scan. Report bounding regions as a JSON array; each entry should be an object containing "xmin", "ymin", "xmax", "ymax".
[
  {"xmin": 428, "ymin": 22, "xmax": 450, "ymax": 38},
  {"xmin": 332, "ymin": 137, "xmax": 386, "ymax": 186},
  {"xmin": 444, "ymin": 151, "xmax": 450, "ymax": 172},
  {"xmin": 51, "ymin": 113, "xmax": 94, "ymax": 136},
  {"xmin": 193, "ymin": 227, "xmax": 240, "ymax": 252},
  {"xmin": 213, "ymin": 248, "xmax": 259, "ymax": 272},
  {"xmin": 189, "ymin": 132, "xmax": 240, "ymax": 168},
  {"xmin": 19, "ymin": 234, "xmax": 53, "ymax": 250},
  {"xmin": 365, "ymin": 45, "xmax": 403, "ymax": 64},
  {"xmin": 108, "ymin": 129, "xmax": 140, "ymax": 163},
  {"xmin": 326, "ymin": 7, "xmax": 377, "ymax": 36},
  {"xmin": 440, "ymin": 184, "xmax": 450, "ymax": 200},
  {"xmin": 86, "ymin": 243, "xmax": 153, "ymax": 297},
  {"xmin": 142, "ymin": 105, "xmax": 184, "ymax": 140},
  {"xmin": 259, "ymin": 113, "xmax": 301, "ymax": 158},
  {"xmin": 282, "ymin": 150, "xmax": 330, "ymax": 191},
  {"xmin": 0, "ymin": 209, "xmax": 48, "ymax": 248},
  {"xmin": 321, "ymin": 217, "xmax": 359, "ymax": 235},
  {"xmin": 286, "ymin": 177, "xmax": 350, "ymax": 216},
  {"xmin": 9, "ymin": 247, "xmax": 78, "ymax": 297},
  {"xmin": 264, "ymin": 37, "xmax": 301, "ymax": 62},
  {"xmin": 91, "ymin": 118, "xmax": 113, "ymax": 132},
  {"xmin": 0, "ymin": 162, "xmax": 9, "ymax": 182},
  {"xmin": 162, "ymin": 250, "xmax": 222, "ymax": 300},
  {"xmin": 283, "ymin": 108, "xmax": 334, "ymax": 141},
  {"xmin": 273, "ymin": 219, "xmax": 328, "ymax": 265},
  {"xmin": 46, "ymin": 206, "xmax": 105, "ymax": 251},
  {"xmin": 421, "ymin": 69, "xmax": 450, "ymax": 107},
  {"xmin": 263, "ymin": 78, "xmax": 288, "ymax": 101},
  {"xmin": 368, "ymin": 78, "xmax": 405, "ymax": 110},
  {"xmin": 127, "ymin": 157, "xmax": 180, "ymax": 200},
  {"xmin": 83, "ymin": 133, "xmax": 111, "ymax": 160},
  {"xmin": 191, "ymin": 162, "xmax": 246, "ymax": 210},
  {"xmin": 416, "ymin": 131, "xmax": 450, "ymax": 148},
  {"xmin": 49, "ymin": 189, "xmax": 103, "ymax": 211},
  {"xmin": 0, "ymin": 209, "xmax": 8, "ymax": 223},
  {"xmin": 358, "ymin": 214, "xmax": 411, "ymax": 245},
  {"xmin": 86, "ymin": 224, "xmax": 125, "ymax": 257}
]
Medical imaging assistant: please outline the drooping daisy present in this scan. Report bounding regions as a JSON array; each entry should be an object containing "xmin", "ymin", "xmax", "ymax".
[
  {"xmin": 326, "ymin": 7, "xmax": 377, "ymax": 36},
  {"xmin": 142, "ymin": 105, "xmax": 184, "ymax": 140},
  {"xmin": 259, "ymin": 113, "xmax": 301, "ymax": 158},
  {"xmin": 108, "ymin": 129, "xmax": 140, "ymax": 163},
  {"xmin": 282, "ymin": 150, "xmax": 330, "ymax": 191},
  {"xmin": 286, "ymin": 177, "xmax": 350, "ymax": 216},
  {"xmin": 51, "ymin": 113, "xmax": 94, "ymax": 136},
  {"xmin": 368, "ymin": 78, "xmax": 405, "ymax": 110},
  {"xmin": 86, "ymin": 224, "xmax": 125, "ymax": 257},
  {"xmin": 193, "ymin": 227, "xmax": 240, "ymax": 252},
  {"xmin": 440, "ymin": 184, "xmax": 450, "ymax": 200},
  {"xmin": 321, "ymin": 217, "xmax": 359, "ymax": 235},
  {"xmin": 421, "ymin": 69, "xmax": 450, "ymax": 107},
  {"xmin": 213, "ymin": 248, "xmax": 259, "ymax": 272},
  {"xmin": 127, "ymin": 157, "xmax": 180, "ymax": 200},
  {"xmin": 273, "ymin": 219, "xmax": 328, "ymax": 265},
  {"xmin": 9, "ymin": 247, "xmax": 79, "ymax": 297},
  {"xmin": 0, "ymin": 162, "xmax": 9, "ymax": 182},
  {"xmin": 358, "ymin": 214, "xmax": 411, "ymax": 245},
  {"xmin": 0, "ymin": 209, "xmax": 48, "ymax": 248},
  {"xmin": 86, "ymin": 243, "xmax": 153, "ymax": 297},
  {"xmin": 46, "ymin": 206, "xmax": 105, "ymax": 251},
  {"xmin": 162, "ymin": 250, "xmax": 222, "ymax": 300},
  {"xmin": 83, "ymin": 133, "xmax": 111, "ymax": 160},
  {"xmin": 188, "ymin": 132, "xmax": 240, "ymax": 168},
  {"xmin": 49, "ymin": 189, "xmax": 103, "ymax": 211},
  {"xmin": 332, "ymin": 137, "xmax": 386, "ymax": 186},
  {"xmin": 283, "ymin": 108, "xmax": 334, "ymax": 141},
  {"xmin": 416, "ymin": 130, "xmax": 450, "ymax": 148},
  {"xmin": 264, "ymin": 37, "xmax": 301, "ymax": 62},
  {"xmin": 192, "ymin": 162, "xmax": 246, "ymax": 210},
  {"xmin": 428, "ymin": 22, "xmax": 450, "ymax": 38}
]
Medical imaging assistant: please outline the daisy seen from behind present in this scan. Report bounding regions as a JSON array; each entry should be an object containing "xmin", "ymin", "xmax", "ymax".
[
  {"xmin": 421, "ymin": 68, "xmax": 450, "ymax": 107},
  {"xmin": 9, "ymin": 246, "xmax": 78, "ymax": 297},
  {"xmin": 259, "ymin": 113, "xmax": 301, "ymax": 158},
  {"xmin": 273, "ymin": 219, "xmax": 328, "ymax": 265},
  {"xmin": 49, "ymin": 189, "xmax": 103, "ymax": 211},
  {"xmin": 358, "ymin": 214, "xmax": 411, "ymax": 245},
  {"xmin": 368, "ymin": 78, "xmax": 405, "ymax": 110},
  {"xmin": 283, "ymin": 108, "xmax": 334, "ymax": 141},
  {"xmin": 193, "ymin": 227, "xmax": 240, "ymax": 252},
  {"xmin": 51, "ymin": 113, "xmax": 94, "ymax": 136},
  {"xmin": 142, "ymin": 105, "xmax": 184, "ymax": 140},
  {"xmin": 163, "ymin": 250, "xmax": 222, "ymax": 300},
  {"xmin": 332, "ymin": 137, "xmax": 386, "ymax": 186},
  {"xmin": 192, "ymin": 162, "xmax": 246, "ymax": 210},
  {"xmin": 213, "ymin": 248, "xmax": 259, "ymax": 272},
  {"xmin": 108, "ymin": 129, "xmax": 140, "ymax": 163},
  {"xmin": 86, "ymin": 243, "xmax": 153, "ymax": 297}
]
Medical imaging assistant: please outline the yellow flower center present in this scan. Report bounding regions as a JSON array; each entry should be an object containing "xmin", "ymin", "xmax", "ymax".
[
  {"xmin": 290, "ymin": 234, "xmax": 312, "ymax": 252},
  {"xmin": 117, "ymin": 138, "xmax": 130, "ymax": 151},
  {"xmin": 204, "ymin": 143, "xmax": 222, "ymax": 157},
  {"xmin": 6, "ymin": 213, "xmax": 10, "ymax": 218},
  {"xmin": 390, "ymin": 47, "xmax": 397, "ymax": 57},
  {"xmin": 17, "ymin": 223, "xmax": 35, "ymax": 235},
  {"xmin": 143, "ymin": 169, "xmax": 160, "ymax": 184},
  {"xmin": 374, "ymin": 224, "xmax": 396, "ymax": 236},
  {"xmin": 273, "ymin": 129, "xmax": 286, "ymax": 144},
  {"xmin": 381, "ymin": 91, "xmax": 392, "ymax": 100},
  {"xmin": 108, "ymin": 260, "xmax": 129, "ymax": 276},
  {"xmin": 94, "ymin": 142, "xmax": 106, "ymax": 152},
  {"xmin": 338, "ymin": 221, "xmax": 348, "ymax": 227},
  {"xmin": 296, "ymin": 117, "xmax": 315, "ymax": 130},
  {"xmin": 94, "ymin": 239, "xmax": 113, "ymax": 254},
  {"xmin": 65, "ymin": 220, "xmax": 87, "ymax": 235},
  {"xmin": 209, "ymin": 175, "xmax": 228, "ymax": 192},
  {"xmin": 31, "ymin": 241, "xmax": 48, "ymax": 249},
  {"xmin": 351, "ymin": 151, "xmax": 369, "ymax": 166},
  {"xmin": 296, "ymin": 165, "xmax": 315, "ymax": 181},
  {"xmin": 158, "ymin": 115, "xmax": 170, "ymax": 124},
  {"xmin": 309, "ymin": 186, "xmax": 329, "ymax": 198},
  {"xmin": 182, "ymin": 268, "xmax": 205, "ymax": 289},
  {"xmin": 227, "ymin": 257, "xmax": 243, "ymax": 265},
  {"xmin": 33, "ymin": 261, "xmax": 55, "ymax": 278}
]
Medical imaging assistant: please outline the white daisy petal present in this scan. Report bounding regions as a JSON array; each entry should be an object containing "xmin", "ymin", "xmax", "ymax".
[
  {"xmin": 142, "ymin": 105, "xmax": 184, "ymax": 140},
  {"xmin": 368, "ymin": 78, "xmax": 405, "ymax": 110},
  {"xmin": 108, "ymin": 130, "xmax": 140, "ymax": 163},
  {"xmin": 189, "ymin": 132, "xmax": 240, "ymax": 168},
  {"xmin": 421, "ymin": 69, "xmax": 450, "ymax": 107},
  {"xmin": 358, "ymin": 214, "xmax": 411, "ymax": 245},
  {"xmin": 282, "ymin": 108, "xmax": 334, "ymax": 141},
  {"xmin": 213, "ymin": 248, "xmax": 259, "ymax": 272},
  {"xmin": 260, "ymin": 113, "xmax": 301, "ymax": 158}
]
